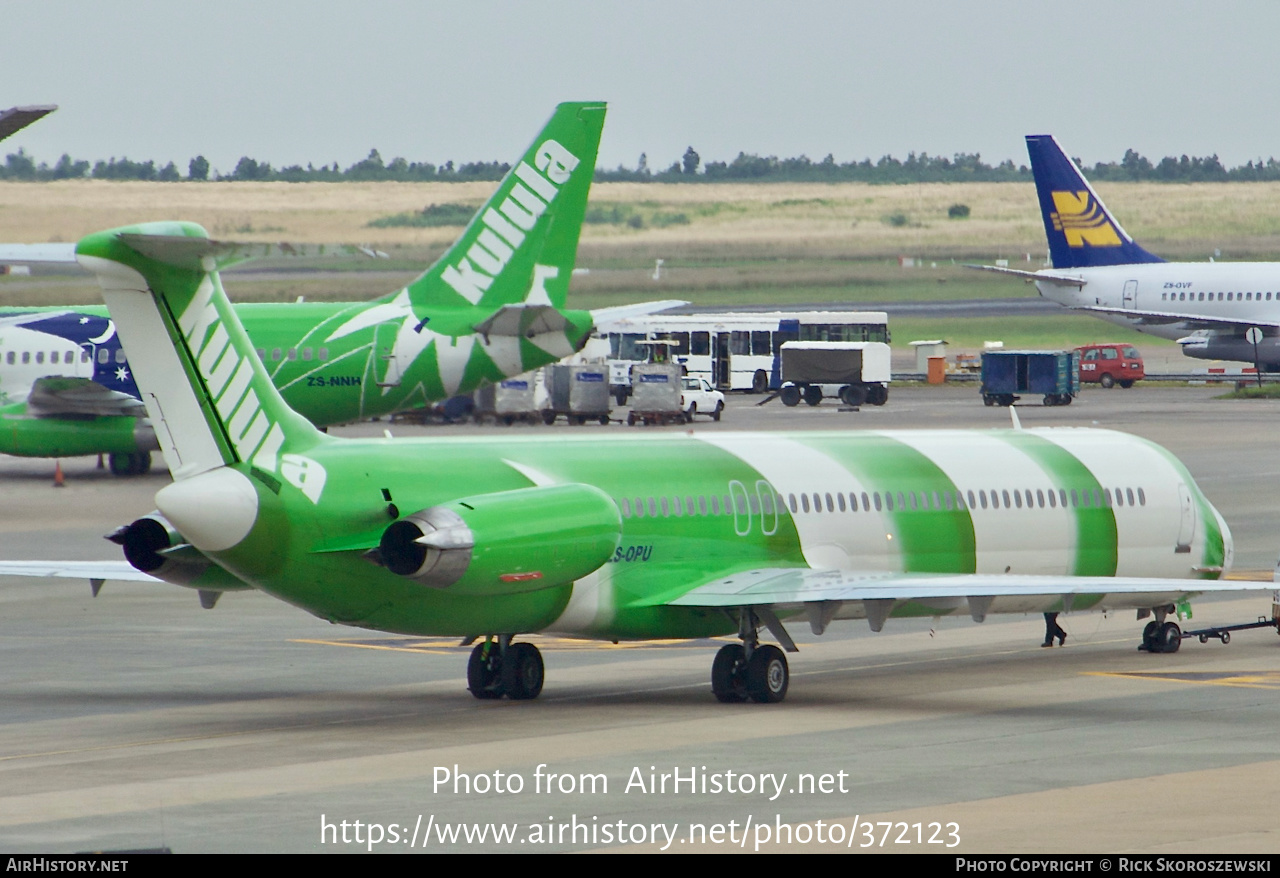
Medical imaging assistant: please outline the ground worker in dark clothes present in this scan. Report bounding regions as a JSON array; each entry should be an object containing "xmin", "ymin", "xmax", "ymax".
[{"xmin": 1043, "ymin": 612, "xmax": 1067, "ymax": 647}]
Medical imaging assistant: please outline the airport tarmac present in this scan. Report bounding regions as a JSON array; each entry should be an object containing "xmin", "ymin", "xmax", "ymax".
[{"xmin": 1, "ymin": 383, "xmax": 1277, "ymax": 853}]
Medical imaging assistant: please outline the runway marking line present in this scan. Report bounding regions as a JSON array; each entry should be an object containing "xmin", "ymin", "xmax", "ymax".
[{"xmin": 1086, "ymin": 670, "xmax": 1280, "ymax": 690}]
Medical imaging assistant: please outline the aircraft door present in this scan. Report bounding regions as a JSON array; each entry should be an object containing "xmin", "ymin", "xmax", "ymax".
[
  {"xmin": 1176, "ymin": 484, "xmax": 1195, "ymax": 553},
  {"xmin": 374, "ymin": 322, "xmax": 402, "ymax": 389},
  {"xmin": 1123, "ymin": 280, "xmax": 1138, "ymax": 309}
]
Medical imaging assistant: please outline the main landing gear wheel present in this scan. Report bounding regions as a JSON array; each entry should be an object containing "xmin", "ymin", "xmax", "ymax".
[
  {"xmin": 467, "ymin": 640, "xmax": 544, "ymax": 700},
  {"xmin": 1140, "ymin": 619, "xmax": 1182, "ymax": 654},
  {"xmin": 745, "ymin": 645, "xmax": 789, "ymax": 703},
  {"xmin": 467, "ymin": 642, "xmax": 504, "ymax": 699},
  {"xmin": 711, "ymin": 644, "xmax": 748, "ymax": 703},
  {"xmin": 502, "ymin": 642, "xmax": 544, "ymax": 700},
  {"xmin": 108, "ymin": 451, "xmax": 152, "ymax": 476}
]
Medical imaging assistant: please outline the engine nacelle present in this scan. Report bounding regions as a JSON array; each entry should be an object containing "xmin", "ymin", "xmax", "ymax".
[
  {"xmin": 107, "ymin": 513, "xmax": 251, "ymax": 591},
  {"xmin": 1180, "ymin": 334, "xmax": 1280, "ymax": 369},
  {"xmin": 379, "ymin": 484, "xmax": 621, "ymax": 594}
]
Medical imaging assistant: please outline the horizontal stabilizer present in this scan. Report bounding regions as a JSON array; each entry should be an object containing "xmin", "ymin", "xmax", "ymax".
[
  {"xmin": 472, "ymin": 303, "xmax": 572, "ymax": 339},
  {"xmin": 590, "ymin": 300, "xmax": 688, "ymax": 326},
  {"xmin": 117, "ymin": 233, "xmax": 385, "ymax": 273},
  {"xmin": 962, "ymin": 264, "xmax": 1087, "ymax": 287},
  {"xmin": 0, "ymin": 105, "xmax": 57, "ymax": 143},
  {"xmin": 0, "ymin": 243, "xmax": 78, "ymax": 264},
  {"xmin": 26, "ymin": 377, "xmax": 148, "ymax": 419}
]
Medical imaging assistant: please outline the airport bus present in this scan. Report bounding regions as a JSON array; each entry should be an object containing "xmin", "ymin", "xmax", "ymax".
[{"xmin": 592, "ymin": 310, "xmax": 891, "ymax": 396}]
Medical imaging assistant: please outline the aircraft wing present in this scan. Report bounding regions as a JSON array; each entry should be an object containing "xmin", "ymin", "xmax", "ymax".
[
  {"xmin": 963, "ymin": 264, "xmax": 1087, "ymax": 288},
  {"xmin": 590, "ymin": 300, "xmax": 688, "ymax": 326},
  {"xmin": 0, "ymin": 560, "xmax": 159, "ymax": 584},
  {"xmin": 667, "ymin": 567, "xmax": 1271, "ymax": 632},
  {"xmin": 25, "ymin": 377, "xmax": 147, "ymax": 418},
  {"xmin": 1075, "ymin": 304, "xmax": 1280, "ymax": 331}
]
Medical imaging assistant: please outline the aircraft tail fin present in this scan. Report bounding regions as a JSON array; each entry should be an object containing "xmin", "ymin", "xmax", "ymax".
[
  {"xmin": 75, "ymin": 222, "xmax": 326, "ymax": 485},
  {"xmin": 1025, "ymin": 135, "xmax": 1163, "ymax": 269},
  {"xmin": 407, "ymin": 101, "xmax": 605, "ymax": 312}
]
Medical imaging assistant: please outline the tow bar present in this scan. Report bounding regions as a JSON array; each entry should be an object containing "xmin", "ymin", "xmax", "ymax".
[{"xmin": 1183, "ymin": 616, "xmax": 1279, "ymax": 645}]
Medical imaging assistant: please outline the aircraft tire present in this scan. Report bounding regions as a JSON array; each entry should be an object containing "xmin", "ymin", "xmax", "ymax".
[
  {"xmin": 1157, "ymin": 622, "xmax": 1182, "ymax": 654},
  {"xmin": 745, "ymin": 645, "xmax": 789, "ymax": 704},
  {"xmin": 711, "ymin": 644, "xmax": 748, "ymax": 703},
  {"xmin": 1141, "ymin": 620, "xmax": 1162, "ymax": 651},
  {"xmin": 109, "ymin": 452, "xmax": 151, "ymax": 477},
  {"xmin": 502, "ymin": 642, "xmax": 544, "ymax": 700},
  {"xmin": 467, "ymin": 642, "xmax": 504, "ymax": 699}
]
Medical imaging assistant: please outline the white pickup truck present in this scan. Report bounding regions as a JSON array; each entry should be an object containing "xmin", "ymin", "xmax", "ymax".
[{"xmin": 681, "ymin": 376, "xmax": 725, "ymax": 422}]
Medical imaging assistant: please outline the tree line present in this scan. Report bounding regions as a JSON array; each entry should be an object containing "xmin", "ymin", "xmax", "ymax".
[{"xmin": 4, "ymin": 144, "xmax": 1280, "ymax": 184}]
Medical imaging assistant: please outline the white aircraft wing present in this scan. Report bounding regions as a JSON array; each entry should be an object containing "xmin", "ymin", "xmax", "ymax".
[
  {"xmin": 0, "ymin": 560, "xmax": 159, "ymax": 584},
  {"xmin": 590, "ymin": 300, "xmax": 688, "ymax": 326},
  {"xmin": 668, "ymin": 567, "xmax": 1271, "ymax": 632},
  {"xmin": 1076, "ymin": 304, "xmax": 1280, "ymax": 330}
]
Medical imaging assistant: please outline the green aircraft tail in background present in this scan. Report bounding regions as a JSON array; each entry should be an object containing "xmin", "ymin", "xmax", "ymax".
[{"xmin": 0, "ymin": 103, "xmax": 618, "ymax": 473}]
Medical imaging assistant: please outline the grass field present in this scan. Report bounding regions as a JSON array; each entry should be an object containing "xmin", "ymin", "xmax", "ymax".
[{"xmin": 0, "ymin": 178, "xmax": 1272, "ymax": 359}]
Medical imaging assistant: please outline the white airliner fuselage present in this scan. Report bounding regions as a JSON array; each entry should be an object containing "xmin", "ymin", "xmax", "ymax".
[{"xmin": 1034, "ymin": 262, "xmax": 1280, "ymax": 364}]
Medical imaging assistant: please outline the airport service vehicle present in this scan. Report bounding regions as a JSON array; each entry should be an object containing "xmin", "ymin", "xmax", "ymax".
[
  {"xmin": 980, "ymin": 350, "xmax": 1080, "ymax": 407},
  {"xmin": 971, "ymin": 134, "xmax": 1280, "ymax": 370},
  {"xmin": 1076, "ymin": 343, "xmax": 1144, "ymax": 388},
  {"xmin": 778, "ymin": 341, "xmax": 891, "ymax": 407},
  {"xmin": 598, "ymin": 311, "xmax": 890, "ymax": 398},
  {"xmin": 681, "ymin": 376, "xmax": 724, "ymax": 422},
  {"xmin": 0, "ymin": 102, "xmax": 671, "ymax": 474},
  {"xmin": 3, "ymin": 221, "xmax": 1267, "ymax": 706},
  {"xmin": 541, "ymin": 364, "xmax": 610, "ymax": 425}
]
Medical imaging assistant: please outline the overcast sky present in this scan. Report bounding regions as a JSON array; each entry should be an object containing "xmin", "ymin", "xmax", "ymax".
[{"xmin": 5, "ymin": 1, "xmax": 1280, "ymax": 175}]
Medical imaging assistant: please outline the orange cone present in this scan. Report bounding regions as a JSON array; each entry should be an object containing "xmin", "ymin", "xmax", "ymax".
[{"xmin": 53, "ymin": 460, "xmax": 65, "ymax": 488}]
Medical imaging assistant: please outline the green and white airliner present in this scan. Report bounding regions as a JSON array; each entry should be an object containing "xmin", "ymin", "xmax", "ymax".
[
  {"xmin": 0, "ymin": 102, "xmax": 668, "ymax": 474},
  {"xmin": 5, "ymin": 222, "xmax": 1273, "ymax": 702}
]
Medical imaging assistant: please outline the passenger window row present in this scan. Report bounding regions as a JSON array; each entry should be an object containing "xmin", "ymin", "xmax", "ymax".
[
  {"xmin": 620, "ymin": 493, "xmax": 766, "ymax": 519},
  {"xmin": 784, "ymin": 486, "xmax": 1148, "ymax": 514},
  {"xmin": 1163, "ymin": 291, "xmax": 1275, "ymax": 302},
  {"xmin": 6, "ymin": 349, "xmax": 92, "ymax": 365},
  {"xmin": 256, "ymin": 347, "xmax": 330, "ymax": 362},
  {"xmin": 617, "ymin": 485, "xmax": 1148, "ymax": 521}
]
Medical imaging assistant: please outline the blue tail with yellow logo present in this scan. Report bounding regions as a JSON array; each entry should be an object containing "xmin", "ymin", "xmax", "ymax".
[{"xmin": 1026, "ymin": 134, "xmax": 1164, "ymax": 269}]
